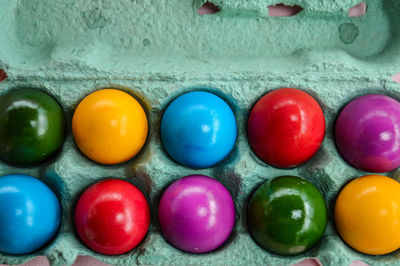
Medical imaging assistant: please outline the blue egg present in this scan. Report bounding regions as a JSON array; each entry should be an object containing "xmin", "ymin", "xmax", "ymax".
[
  {"xmin": 0, "ymin": 174, "xmax": 61, "ymax": 255},
  {"xmin": 161, "ymin": 91, "xmax": 237, "ymax": 168}
]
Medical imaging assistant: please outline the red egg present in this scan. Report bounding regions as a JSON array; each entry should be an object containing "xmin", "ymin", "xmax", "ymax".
[
  {"xmin": 247, "ymin": 88, "xmax": 325, "ymax": 168},
  {"xmin": 74, "ymin": 179, "xmax": 150, "ymax": 255}
]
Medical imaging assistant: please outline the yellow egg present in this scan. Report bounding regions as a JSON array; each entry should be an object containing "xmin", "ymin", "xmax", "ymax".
[
  {"xmin": 335, "ymin": 175, "xmax": 400, "ymax": 255},
  {"xmin": 72, "ymin": 89, "xmax": 148, "ymax": 165}
]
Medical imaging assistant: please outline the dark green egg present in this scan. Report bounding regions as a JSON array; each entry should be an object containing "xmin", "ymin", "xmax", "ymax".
[
  {"xmin": 0, "ymin": 89, "xmax": 65, "ymax": 166},
  {"xmin": 248, "ymin": 176, "xmax": 327, "ymax": 256}
]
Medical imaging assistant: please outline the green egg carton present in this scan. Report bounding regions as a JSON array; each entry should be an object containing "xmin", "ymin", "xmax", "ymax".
[{"xmin": 1, "ymin": 0, "xmax": 400, "ymax": 265}]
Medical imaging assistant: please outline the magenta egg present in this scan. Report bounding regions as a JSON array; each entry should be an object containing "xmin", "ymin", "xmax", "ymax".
[
  {"xmin": 158, "ymin": 175, "xmax": 235, "ymax": 253},
  {"xmin": 335, "ymin": 94, "xmax": 400, "ymax": 173}
]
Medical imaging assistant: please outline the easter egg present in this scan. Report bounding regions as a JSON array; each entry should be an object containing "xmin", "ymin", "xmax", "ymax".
[
  {"xmin": 335, "ymin": 175, "xmax": 400, "ymax": 255},
  {"xmin": 161, "ymin": 91, "xmax": 237, "ymax": 169},
  {"xmin": 0, "ymin": 174, "xmax": 61, "ymax": 255},
  {"xmin": 74, "ymin": 179, "xmax": 150, "ymax": 255},
  {"xmin": 158, "ymin": 175, "xmax": 235, "ymax": 253},
  {"xmin": 247, "ymin": 88, "xmax": 325, "ymax": 168},
  {"xmin": 248, "ymin": 176, "xmax": 327, "ymax": 256},
  {"xmin": 335, "ymin": 94, "xmax": 400, "ymax": 173},
  {"xmin": 0, "ymin": 89, "xmax": 65, "ymax": 166},
  {"xmin": 72, "ymin": 89, "xmax": 148, "ymax": 165}
]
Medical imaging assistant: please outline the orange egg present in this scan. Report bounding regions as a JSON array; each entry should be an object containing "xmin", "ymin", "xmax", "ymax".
[
  {"xmin": 72, "ymin": 89, "xmax": 148, "ymax": 165},
  {"xmin": 335, "ymin": 175, "xmax": 400, "ymax": 255}
]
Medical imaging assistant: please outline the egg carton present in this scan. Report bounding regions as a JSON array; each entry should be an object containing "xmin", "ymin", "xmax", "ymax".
[{"xmin": 1, "ymin": 0, "xmax": 400, "ymax": 265}]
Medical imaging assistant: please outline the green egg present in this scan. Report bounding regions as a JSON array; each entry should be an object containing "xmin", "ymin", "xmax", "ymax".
[
  {"xmin": 0, "ymin": 89, "xmax": 65, "ymax": 166},
  {"xmin": 248, "ymin": 176, "xmax": 327, "ymax": 256}
]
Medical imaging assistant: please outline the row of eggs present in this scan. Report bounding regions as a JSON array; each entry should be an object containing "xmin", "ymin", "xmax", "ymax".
[
  {"xmin": 1, "ymin": 173, "xmax": 400, "ymax": 257},
  {"xmin": 1, "ymin": 87, "xmax": 400, "ymax": 173}
]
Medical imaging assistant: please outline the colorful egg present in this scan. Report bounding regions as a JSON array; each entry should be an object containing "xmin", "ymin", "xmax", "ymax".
[
  {"xmin": 247, "ymin": 88, "xmax": 325, "ymax": 168},
  {"xmin": 158, "ymin": 175, "xmax": 235, "ymax": 253},
  {"xmin": 72, "ymin": 89, "xmax": 148, "ymax": 165},
  {"xmin": 248, "ymin": 176, "xmax": 327, "ymax": 256},
  {"xmin": 335, "ymin": 94, "xmax": 400, "ymax": 173},
  {"xmin": 161, "ymin": 91, "xmax": 237, "ymax": 169},
  {"xmin": 335, "ymin": 175, "xmax": 400, "ymax": 255},
  {"xmin": 0, "ymin": 174, "xmax": 61, "ymax": 255},
  {"xmin": 0, "ymin": 89, "xmax": 65, "ymax": 166},
  {"xmin": 74, "ymin": 179, "xmax": 150, "ymax": 255}
]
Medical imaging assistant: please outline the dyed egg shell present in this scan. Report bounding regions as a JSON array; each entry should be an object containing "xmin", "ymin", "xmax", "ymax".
[
  {"xmin": 248, "ymin": 176, "xmax": 327, "ymax": 256},
  {"xmin": 158, "ymin": 175, "xmax": 235, "ymax": 253},
  {"xmin": 161, "ymin": 91, "xmax": 237, "ymax": 169},
  {"xmin": 72, "ymin": 89, "xmax": 148, "ymax": 165},
  {"xmin": 0, "ymin": 89, "xmax": 65, "ymax": 166},
  {"xmin": 335, "ymin": 94, "xmax": 400, "ymax": 173},
  {"xmin": 74, "ymin": 179, "xmax": 150, "ymax": 255},
  {"xmin": 0, "ymin": 174, "xmax": 61, "ymax": 255},
  {"xmin": 247, "ymin": 88, "xmax": 325, "ymax": 168},
  {"xmin": 335, "ymin": 175, "xmax": 400, "ymax": 255}
]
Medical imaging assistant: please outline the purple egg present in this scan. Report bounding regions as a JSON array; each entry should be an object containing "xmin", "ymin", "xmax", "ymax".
[
  {"xmin": 158, "ymin": 175, "xmax": 235, "ymax": 253},
  {"xmin": 335, "ymin": 94, "xmax": 400, "ymax": 173}
]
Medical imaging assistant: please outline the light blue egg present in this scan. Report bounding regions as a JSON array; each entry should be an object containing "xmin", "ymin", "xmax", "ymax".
[
  {"xmin": 0, "ymin": 174, "xmax": 61, "ymax": 255},
  {"xmin": 161, "ymin": 91, "xmax": 237, "ymax": 168}
]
